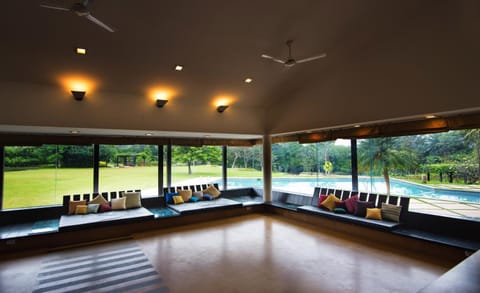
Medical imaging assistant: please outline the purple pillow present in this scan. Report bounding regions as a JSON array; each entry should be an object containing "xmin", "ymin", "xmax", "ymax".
[
  {"xmin": 354, "ymin": 200, "xmax": 375, "ymax": 217},
  {"xmin": 344, "ymin": 195, "xmax": 359, "ymax": 214},
  {"xmin": 99, "ymin": 203, "xmax": 112, "ymax": 212},
  {"xmin": 317, "ymin": 195, "xmax": 328, "ymax": 208}
]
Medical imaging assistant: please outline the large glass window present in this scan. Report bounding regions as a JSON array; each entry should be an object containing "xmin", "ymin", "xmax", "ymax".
[
  {"xmin": 226, "ymin": 145, "xmax": 263, "ymax": 189},
  {"xmin": 357, "ymin": 130, "xmax": 480, "ymax": 204},
  {"xmin": 271, "ymin": 140, "xmax": 352, "ymax": 195},
  {"xmin": 171, "ymin": 146, "xmax": 222, "ymax": 188},
  {"xmin": 3, "ymin": 145, "xmax": 93, "ymax": 209},
  {"xmin": 99, "ymin": 145, "xmax": 158, "ymax": 196}
]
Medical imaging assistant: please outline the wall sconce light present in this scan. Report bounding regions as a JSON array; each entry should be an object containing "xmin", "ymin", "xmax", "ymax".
[
  {"xmin": 156, "ymin": 99, "xmax": 168, "ymax": 108},
  {"xmin": 217, "ymin": 105, "xmax": 229, "ymax": 113},
  {"xmin": 71, "ymin": 90, "xmax": 86, "ymax": 101}
]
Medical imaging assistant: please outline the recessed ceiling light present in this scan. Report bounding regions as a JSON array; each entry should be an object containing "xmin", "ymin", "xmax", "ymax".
[
  {"xmin": 145, "ymin": 133, "xmax": 153, "ymax": 136},
  {"xmin": 204, "ymin": 134, "xmax": 211, "ymax": 138},
  {"xmin": 76, "ymin": 48, "xmax": 87, "ymax": 55},
  {"xmin": 244, "ymin": 78, "xmax": 253, "ymax": 83},
  {"xmin": 425, "ymin": 115, "xmax": 437, "ymax": 119},
  {"xmin": 70, "ymin": 130, "xmax": 80, "ymax": 134},
  {"xmin": 354, "ymin": 125, "xmax": 361, "ymax": 128},
  {"xmin": 175, "ymin": 65, "xmax": 183, "ymax": 71}
]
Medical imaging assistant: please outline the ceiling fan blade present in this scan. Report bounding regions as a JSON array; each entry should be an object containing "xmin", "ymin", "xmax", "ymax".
[
  {"xmin": 261, "ymin": 54, "xmax": 285, "ymax": 64},
  {"xmin": 40, "ymin": 4, "xmax": 70, "ymax": 11},
  {"xmin": 296, "ymin": 53, "xmax": 327, "ymax": 63},
  {"xmin": 85, "ymin": 14, "xmax": 115, "ymax": 32}
]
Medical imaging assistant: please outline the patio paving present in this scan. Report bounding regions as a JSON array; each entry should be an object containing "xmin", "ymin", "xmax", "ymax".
[{"xmin": 409, "ymin": 197, "xmax": 480, "ymax": 219}]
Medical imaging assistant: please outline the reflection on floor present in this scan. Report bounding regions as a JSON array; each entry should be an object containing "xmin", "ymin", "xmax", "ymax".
[{"xmin": 0, "ymin": 214, "xmax": 452, "ymax": 293}]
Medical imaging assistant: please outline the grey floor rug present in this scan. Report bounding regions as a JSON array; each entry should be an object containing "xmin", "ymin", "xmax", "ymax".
[{"xmin": 33, "ymin": 242, "xmax": 168, "ymax": 293}]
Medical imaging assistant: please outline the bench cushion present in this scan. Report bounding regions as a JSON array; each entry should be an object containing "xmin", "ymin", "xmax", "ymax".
[
  {"xmin": 167, "ymin": 198, "xmax": 242, "ymax": 214},
  {"xmin": 297, "ymin": 205, "xmax": 401, "ymax": 231},
  {"xmin": 59, "ymin": 207, "xmax": 154, "ymax": 231}
]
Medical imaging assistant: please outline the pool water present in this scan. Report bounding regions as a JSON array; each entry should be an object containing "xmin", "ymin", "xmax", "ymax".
[{"xmin": 218, "ymin": 177, "xmax": 480, "ymax": 204}]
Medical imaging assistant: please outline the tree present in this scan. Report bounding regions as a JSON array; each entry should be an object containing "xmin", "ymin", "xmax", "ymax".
[
  {"xmin": 173, "ymin": 146, "xmax": 221, "ymax": 174},
  {"xmin": 465, "ymin": 129, "xmax": 480, "ymax": 180},
  {"xmin": 358, "ymin": 138, "xmax": 412, "ymax": 195}
]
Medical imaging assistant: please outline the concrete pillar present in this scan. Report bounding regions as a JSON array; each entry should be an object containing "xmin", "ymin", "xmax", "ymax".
[{"xmin": 263, "ymin": 134, "xmax": 272, "ymax": 203}]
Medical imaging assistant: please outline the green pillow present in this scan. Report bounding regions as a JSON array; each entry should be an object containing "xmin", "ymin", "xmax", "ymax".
[
  {"xmin": 333, "ymin": 208, "xmax": 346, "ymax": 214},
  {"xmin": 87, "ymin": 203, "xmax": 100, "ymax": 214}
]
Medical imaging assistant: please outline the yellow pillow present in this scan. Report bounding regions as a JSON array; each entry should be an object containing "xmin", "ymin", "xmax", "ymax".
[
  {"xmin": 203, "ymin": 185, "xmax": 221, "ymax": 198},
  {"xmin": 320, "ymin": 194, "xmax": 341, "ymax": 211},
  {"xmin": 366, "ymin": 208, "xmax": 382, "ymax": 220},
  {"xmin": 68, "ymin": 200, "xmax": 87, "ymax": 215},
  {"xmin": 178, "ymin": 190, "xmax": 192, "ymax": 202},
  {"xmin": 75, "ymin": 205, "xmax": 88, "ymax": 215},
  {"xmin": 173, "ymin": 195, "xmax": 184, "ymax": 204}
]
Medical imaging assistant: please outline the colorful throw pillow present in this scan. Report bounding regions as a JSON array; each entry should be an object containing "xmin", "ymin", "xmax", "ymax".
[
  {"xmin": 68, "ymin": 200, "xmax": 87, "ymax": 215},
  {"xmin": 354, "ymin": 200, "xmax": 375, "ymax": 217},
  {"xmin": 320, "ymin": 194, "xmax": 342, "ymax": 212},
  {"xmin": 178, "ymin": 189, "xmax": 193, "ymax": 202},
  {"xmin": 203, "ymin": 185, "xmax": 221, "ymax": 198},
  {"xmin": 203, "ymin": 194, "xmax": 213, "ymax": 201},
  {"xmin": 381, "ymin": 203, "xmax": 402, "ymax": 222},
  {"xmin": 317, "ymin": 195, "xmax": 329, "ymax": 208},
  {"xmin": 344, "ymin": 195, "xmax": 359, "ymax": 214},
  {"xmin": 123, "ymin": 192, "xmax": 142, "ymax": 209},
  {"xmin": 111, "ymin": 197, "xmax": 127, "ymax": 210},
  {"xmin": 173, "ymin": 195, "xmax": 184, "ymax": 204},
  {"xmin": 333, "ymin": 208, "xmax": 347, "ymax": 214},
  {"xmin": 99, "ymin": 203, "xmax": 112, "ymax": 212},
  {"xmin": 189, "ymin": 196, "xmax": 199, "ymax": 202},
  {"xmin": 75, "ymin": 205, "xmax": 88, "ymax": 215},
  {"xmin": 366, "ymin": 208, "xmax": 383, "ymax": 220},
  {"xmin": 89, "ymin": 194, "xmax": 108, "ymax": 206},
  {"xmin": 193, "ymin": 191, "xmax": 203, "ymax": 198},
  {"xmin": 165, "ymin": 192, "xmax": 178, "ymax": 204},
  {"xmin": 87, "ymin": 203, "xmax": 100, "ymax": 214}
]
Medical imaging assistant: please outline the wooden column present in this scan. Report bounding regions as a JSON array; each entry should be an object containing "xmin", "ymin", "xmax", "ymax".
[
  {"xmin": 166, "ymin": 144, "xmax": 172, "ymax": 187},
  {"xmin": 158, "ymin": 145, "xmax": 164, "ymax": 195},
  {"xmin": 0, "ymin": 146, "xmax": 4, "ymax": 210}
]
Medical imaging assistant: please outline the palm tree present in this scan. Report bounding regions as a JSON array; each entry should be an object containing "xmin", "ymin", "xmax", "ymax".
[{"xmin": 358, "ymin": 138, "xmax": 411, "ymax": 195}]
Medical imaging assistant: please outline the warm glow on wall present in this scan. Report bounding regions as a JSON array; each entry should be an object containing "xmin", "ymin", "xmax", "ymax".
[
  {"xmin": 58, "ymin": 74, "xmax": 97, "ymax": 94},
  {"xmin": 212, "ymin": 95, "xmax": 235, "ymax": 108},
  {"xmin": 147, "ymin": 87, "xmax": 177, "ymax": 102}
]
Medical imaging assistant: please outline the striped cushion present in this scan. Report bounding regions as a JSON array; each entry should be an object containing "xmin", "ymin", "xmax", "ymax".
[{"xmin": 381, "ymin": 203, "xmax": 402, "ymax": 222}]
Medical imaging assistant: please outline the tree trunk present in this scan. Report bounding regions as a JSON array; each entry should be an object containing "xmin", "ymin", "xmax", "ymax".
[
  {"xmin": 383, "ymin": 167, "xmax": 391, "ymax": 195},
  {"xmin": 188, "ymin": 161, "xmax": 192, "ymax": 175},
  {"xmin": 231, "ymin": 153, "xmax": 239, "ymax": 169}
]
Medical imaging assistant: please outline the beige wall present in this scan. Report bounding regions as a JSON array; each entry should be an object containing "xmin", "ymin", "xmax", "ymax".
[{"xmin": 0, "ymin": 82, "xmax": 265, "ymax": 135}]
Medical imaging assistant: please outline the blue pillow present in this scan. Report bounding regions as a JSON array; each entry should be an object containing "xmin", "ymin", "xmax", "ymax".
[
  {"xmin": 165, "ymin": 192, "xmax": 178, "ymax": 204},
  {"xmin": 189, "ymin": 196, "xmax": 199, "ymax": 202},
  {"xmin": 203, "ymin": 194, "xmax": 213, "ymax": 201}
]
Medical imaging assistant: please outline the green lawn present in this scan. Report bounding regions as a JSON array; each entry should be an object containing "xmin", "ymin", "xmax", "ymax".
[{"xmin": 3, "ymin": 165, "xmax": 271, "ymax": 209}]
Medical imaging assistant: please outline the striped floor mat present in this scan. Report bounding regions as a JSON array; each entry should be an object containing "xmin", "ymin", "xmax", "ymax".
[{"xmin": 33, "ymin": 242, "xmax": 168, "ymax": 293}]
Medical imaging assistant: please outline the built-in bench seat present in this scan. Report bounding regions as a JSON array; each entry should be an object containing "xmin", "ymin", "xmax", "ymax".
[
  {"xmin": 295, "ymin": 187, "xmax": 410, "ymax": 231},
  {"xmin": 60, "ymin": 189, "xmax": 155, "ymax": 231},
  {"xmin": 269, "ymin": 191, "xmax": 312, "ymax": 210},
  {"xmin": 165, "ymin": 184, "xmax": 244, "ymax": 214}
]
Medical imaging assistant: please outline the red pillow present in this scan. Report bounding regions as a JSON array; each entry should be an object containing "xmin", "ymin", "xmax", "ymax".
[
  {"xmin": 317, "ymin": 195, "xmax": 329, "ymax": 208},
  {"xmin": 99, "ymin": 203, "xmax": 112, "ymax": 212},
  {"xmin": 344, "ymin": 195, "xmax": 359, "ymax": 214}
]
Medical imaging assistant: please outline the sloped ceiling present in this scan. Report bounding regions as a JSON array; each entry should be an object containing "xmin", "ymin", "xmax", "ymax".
[{"xmin": 0, "ymin": 0, "xmax": 479, "ymax": 138}]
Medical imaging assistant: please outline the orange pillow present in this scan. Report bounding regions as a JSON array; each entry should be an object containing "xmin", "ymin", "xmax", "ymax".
[
  {"xmin": 320, "ymin": 194, "xmax": 342, "ymax": 212},
  {"xmin": 366, "ymin": 208, "xmax": 382, "ymax": 220},
  {"xmin": 68, "ymin": 200, "xmax": 87, "ymax": 215}
]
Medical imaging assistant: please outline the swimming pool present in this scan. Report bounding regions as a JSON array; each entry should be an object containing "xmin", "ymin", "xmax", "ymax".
[{"xmin": 218, "ymin": 177, "xmax": 480, "ymax": 204}]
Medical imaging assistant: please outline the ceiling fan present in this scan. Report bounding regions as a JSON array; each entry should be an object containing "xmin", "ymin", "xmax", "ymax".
[
  {"xmin": 261, "ymin": 40, "xmax": 326, "ymax": 67},
  {"xmin": 40, "ymin": 0, "xmax": 115, "ymax": 32}
]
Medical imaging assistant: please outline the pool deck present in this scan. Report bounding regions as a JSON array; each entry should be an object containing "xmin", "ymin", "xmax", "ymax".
[{"xmin": 410, "ymin": 197, "xmax": 480, "ymax": 219}]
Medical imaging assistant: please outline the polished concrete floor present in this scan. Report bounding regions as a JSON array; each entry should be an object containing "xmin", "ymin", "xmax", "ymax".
[{"xmin": 0, "ymin": 214, "xmax": 454, "ymax": 293}]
